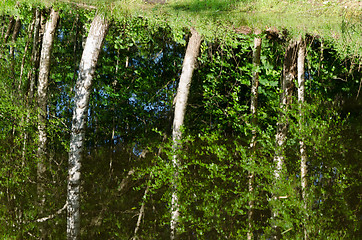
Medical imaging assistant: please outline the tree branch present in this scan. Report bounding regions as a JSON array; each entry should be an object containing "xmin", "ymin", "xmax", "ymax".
[{"xmin": 35, "ymin": 202, "xmax": 68, "ymax": 223}]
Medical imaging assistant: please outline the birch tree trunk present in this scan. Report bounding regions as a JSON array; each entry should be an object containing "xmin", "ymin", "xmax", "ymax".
[
  {"xmin": 27, "ymin": 8, "xmax": 42, "ymax": 100},
  {"xmin": 272, "ymin": 41, "xmax": 298, "ymax": 240},
  {"xmin": 9, "ymin": 16, "xmax": 21, "ymax": 55},
  {"xmin": 3, "ymin": 16, "xmax": 15, "ymax": 43},
  {"xmin": 297, "ymin": 37, "xmax": 308, "ymax": 240},
  {"xmin": 19, "ymin": 11, "xmax": 35, "ymax": 92},
  {"xmin": 36, "ymin": 9, "xmax": 59, "ymax": 239},
  {"xmin": 247, "ymin": 35, "xmax": 262, "ymax": 240},
  {"xmin": 67, "ymin": 14, "xmax": 109, "ymax": 240},
  {"xmin": 171, "ymin": 28, "xmax": 202, "ymax": 240},
  {"xmin": 21, "ymin": 8, "xmax": 41, "ymax": 162},
  {"xmin": 10, "ymin": 16, "xmax": 21, "ymax": 79},
  {"xmin": 132, "ymin": 182, "xmax": 150, "ymax": 240}
]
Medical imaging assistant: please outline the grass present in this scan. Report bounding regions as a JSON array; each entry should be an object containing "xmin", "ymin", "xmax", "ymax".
[{"xmin": 1, "ymin": 0, "xmax": 361, "ymax": 59}]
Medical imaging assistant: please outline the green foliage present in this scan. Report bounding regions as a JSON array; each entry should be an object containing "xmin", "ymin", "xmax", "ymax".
[
  {"xmin": 0, "ymin": 63, "xmax": 38, "ymax": 238},
  {"xmin": 0, "ymin": 1, "xmax": 360, "ymax": 238}
]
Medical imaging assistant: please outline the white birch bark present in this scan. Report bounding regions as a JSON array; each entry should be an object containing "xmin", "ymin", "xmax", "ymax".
[
  {"xmin": 297, "ymin": 37, "xmax": 308, "ymax": 240},
  {"xmin": 248, "ymin": 35, "xmax": 262, "ymax": 240},
  {"xmin": 272, "ymin": 41, "xmax": 298, "ymax": 240},
  {"xmin": 67, "ymin": 14, "xmax": 109, "ymax": 240},
  {"xmin": 171, "ymin": 28, "xmax": 202, "ymax": 240},
  {"xmin": 36, "ymin": 9, "xmax": 59, "ymax": 239},
  {"xmin": 274, "ymin": 41, "xmax": 298, "ymax": 179},
  {"xmin": 132, "ymin": 183, "xmax": 150, "ymax": 240}
]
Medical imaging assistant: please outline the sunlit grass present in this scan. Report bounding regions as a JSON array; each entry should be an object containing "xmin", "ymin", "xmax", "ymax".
[
  {"xmin": 1, "ymin": 0, "xmax": 361, "ymax": 59},
  {"xmin": 156, "ymin": 0, "xmax": 362, "ymax": 58}
]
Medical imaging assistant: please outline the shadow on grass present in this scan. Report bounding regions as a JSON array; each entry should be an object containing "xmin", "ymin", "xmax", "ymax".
[{"xmin": 170, "ymin": 0, "xmax": 247, "ymax": 13}]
